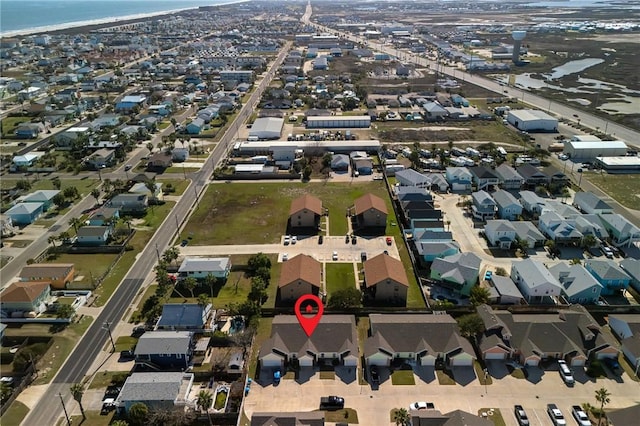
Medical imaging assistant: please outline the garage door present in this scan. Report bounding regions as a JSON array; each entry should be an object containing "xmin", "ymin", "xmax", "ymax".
[
  {"xmin": 484, "ymin": 352, "xmax": 507, "ymax": 360},
  {"xmin": 299, "ymin": 356, "xmax": 314, "ymax": 367},
  {"xmin": 261, "ymin": 358, "xmax": 282, "ymax": 369},
  {"xmin": 420, "ymin": 356, "xmax": 436, "ymax": 367},
  {"xmin": 571, "ymin": 358, "xmax": 586, "ymax": 367},
  {"xmin": 524, "ymin": 358, "xmax": 539, "ymax": 367},
  {"xmin": 344, "ymin": 356, "xmax": 357, "ymax": 367},
  {"xmin": 450, "ymin": 355, "xmax": 474, "ymax": 367}
]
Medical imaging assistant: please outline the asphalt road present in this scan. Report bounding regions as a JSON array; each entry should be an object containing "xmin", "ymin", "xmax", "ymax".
[{"xmin": 21, "ymin": 41, "xmax": 292, "ymax": 426}]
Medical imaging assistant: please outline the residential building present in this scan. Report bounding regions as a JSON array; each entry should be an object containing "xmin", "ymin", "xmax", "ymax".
[
  {"xmin": 147, "ymin": 151, "xmax": 173, "ymax": 171},
  {"xmin": 620, "ymin": 259, "xmax": 640, "ymax": 292},
  {"xmin": 574, "ymin": 215, "xmax": 609, "ymax": 240},
  {"xmin": 129, "ymin": 182, "xmax": 163, "ymax": 201},
  {"xmin": 423, "ymin": 173, "xmax": 450, "ymax": 192},
  {"xmin": 584, "ymin": 259, "xmax": 631, "ymax": 296},
  {"xmin": 492, "ymin": 189, "xmax": 522, "ymax": 220},
  {"xmin": 469, "ymin": 166, "xmax": 500, "ymax": 191},
  {"xmin": 89, "ymin": 206, "xmax": 120, "ymax": 226},
  {"xmin": 511, "ymin": 221, "xmax": 546, "ymax": 248},
  {"xmin": 364, "ymin": 314, "xmax": 475, "ymax": 368},
  {"xmin": 156, "ymin": 304, "xmax": 212, "ymax": 331},
  {"xmin": 134, "ymin": 331, "xmax": 193, "ymax": 370},
  {"xmin": 395, "ymin": 169, "xmax": 432, "ymax": 189},
  {"xmin": 278, "ymin": 254, "xmax": 321, "ymax": 303},
  {"xmin": 86, "ymin": 148, "xmax": 115, "ymax": 169},
  {"xmin": 5, "ymin": 202, "xmax": 43, "ymax": 225},
  {"xmin": 489, "ymin": 275, "xmax": 523, "ymax": 305},
  {"xmin": 518, "ymin": 191, "xmax": 546, "ymax": 216},
  {"xmin": 549, "ymin": 263, "xmax": 603, "ymax": 304},
  {"xmin": 445, "ymin": 167, "xmax": 472, "ymax": 192},
  {"xmin": 476, "ymin": 304, "xmax": 617, "ymax": 365},
  {"xmin": 0, "ymin": 281, "xmax": 51, "ymax": 315},
  {"xmin": 598, "ymin": 213, "xmax": 640, "ymax": 248},
  {"xmin": 259, "ymin": 315, "xmax": 358, "ymax": 371},
  {"xmin": 353, "ymin": 193, "xmax": 388, "ymax": 229},
  {"xmin": 251, "ymin": 412, "xmax": 324, "ymax": 426},
  {"xmin": 607, "ymin": 315, "xmax": 640, "ymax": 373},
  {"xmin": 471, "ymin": 190, "xmax": 497, "ymax": 221},
  {"xmin": 496, "ymin": 164, "xmax": 524, "ymax": 190},
  {"xmin": 517, "ymin": 164, "xmax": 549, "ymax": 188},
  {"xmin": 108, "ymin": 194, "xmax": 148, "ymax": 215},
  {"xmin": 430, "ymin": 252, "xmax": 481, "ymax": 296},
  {"xmin": 511, "ymin": 259, "xmax": 562, "ymax": 304},
  {"xmin": 19, "ymin": 263, "xmax": 75, "ymax": 289},
  {"xmin": 12, "ymin": 153, "xmax": 39, "ymax": 167},
  {"xmin": 362, "ymin": 254, "xmax": 409, "ymax": 305},
  {"xmin": 177, "ymin": 257, "xmax": 231, "ymax": 280},
  {"xmin": 186, "ymin": 118, "xmax": 205, "ymax": 135},
  {"xmin": 538, "ymin": 211, "xmax": 583, "ymax": 244},
  {"xmin": 76, "ymin": 225, "xmax": 111, "ymax": 246},
  {"xmin": 416, "ymin": 241, "xmax": 460, "ymax": 263},
  {"xmin": 21, "ymin": 190, "xmax": 60, "ymax": 212},
  {"xmin": 289, "ymin": 194, "xmax": 323, "ymax": 229},
  {"xmin": 484, "ymin": 220, "xmax": 516, "ymax": 249},
  {"xmin": 114, "ymin": 372, "xmax": 194, "ymax": 414}
]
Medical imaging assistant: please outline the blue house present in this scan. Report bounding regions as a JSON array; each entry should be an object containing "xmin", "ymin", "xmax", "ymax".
[
  {"xmin": 89, "ymin": 206, "xmax": 120, "ymax": 226},
  {"xmin": 549, "ymin": 263, "xmax": 603, "ymax": 304},
  {"xmin": 156, "ymin": 304, "xmax": 212, "ymax": 331},
  {"xmin": 5, "ymin": 203, "xmax": 44, "ymax": 225},
  {"xmin": 115, "ymin": 95, "xmax": 146, "ymax": 112},
  {"xmin": 585, "ymin": 260, "xmax": 631, "ymax": 296},
  {"xmin": 134, "ymin": 331, "xmax": 193, "ymax": 370},
  {"xmin": 76, "ymin": 226, "xmax": 111, "ymax": 246},
  {"xmin": 21, "ymin": 190, "xmax": 60, "ymax": 212},
  {"xmin": 12, "ymin": 153, "xmax": 39, "ymax": 167},
  {"xmin": 186, "ymin": 118, "xmax": 205, "ymax": 135},
  {"xmin": 416, "ymin": 239, "xmax": 459, "ymax": 263},
  {"xmin": 492, "ymin": 189, "xmax": 523, "ymax": 221}
]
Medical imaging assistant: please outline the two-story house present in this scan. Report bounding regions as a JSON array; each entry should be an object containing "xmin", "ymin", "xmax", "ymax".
[
  {"xmin": 492, "ymin": 189, "xmax": 523, "ymax": 221},
  {"xmin": 511, "ymin": 259, "xmax": 562, "ymax": 304},
  {"xmin": 445, "ymin": 167, "xmax": 473, "ymax": 192},
  {"xmin": 471, "ymin": 190, "xmax": 497, "ymax": 221},
  {"xmin": 134, "ymin": 331, "xmax": 193, "ymax": 370},
  {"xmin": 484, "ymin": 220, "xmax": 517, "ymax": 249},
  {"xmin": 585, "ymin": 260, "xmax": 631, "ymax": 296},
  {"xmin": 549, "ymin": 263, "xmax": 603, "ymax": 304}
]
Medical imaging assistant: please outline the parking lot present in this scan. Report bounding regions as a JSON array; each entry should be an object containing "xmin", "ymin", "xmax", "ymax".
[{"xmin": 243, "ymin": 362, "xmax": 640, "ymax": 426}]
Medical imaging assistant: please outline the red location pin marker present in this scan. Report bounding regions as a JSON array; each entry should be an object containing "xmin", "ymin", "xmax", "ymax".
[{"xmin": 294, "ymin": 294, "xmax": 324, "ymax": 337}]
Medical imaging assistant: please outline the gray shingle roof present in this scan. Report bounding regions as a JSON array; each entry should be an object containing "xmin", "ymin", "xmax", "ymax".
[
  {"xmin": 585, "ymin": 260, "xmax": 630, "ymax": 281},
  {"xmin": 549, "ymin": 263, "xmax": 602, "ymax": 298},
  {"xmin": 431, "ymin": 252, "xmax": 481, "ymax": 284},
  {"xmin": 134, "ymin": 331, "xmax": 192, "ymax": 355},
  {"xmin": 115, "ymin": 372, "xmax": 192, "ymax": 404},
  {"xmin": 573, "ymin": 192, "xmax": 613, "ymax": 212},
  {"xmin": 492, "ymin": 189, "xmax": 520, "ymax": 208},
  {"xmin": 156, "ymin": 304, "xmax": 207, "ymax": 328},
  {"xmin": 491, "ymin": 275, "xmax": 523, "ymax": 300}
]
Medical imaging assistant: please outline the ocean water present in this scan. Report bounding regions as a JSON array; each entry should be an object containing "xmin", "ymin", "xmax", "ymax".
[{"xmin": 0, "ymin": 0, "xmax": 238, "ymax": 36}]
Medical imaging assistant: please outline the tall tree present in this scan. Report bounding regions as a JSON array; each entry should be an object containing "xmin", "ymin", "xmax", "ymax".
[
  {"xmin": 70, "ymin": 383, "xmax": 86, "ymax": 420},
  {"xmin": 204, "ymin": 274, "xmax": 218, "ymax": 299},
  {"xmin": 327, "ymin": 287, "xmax": 362, "ymax": 309},
  {"xmin": 91, "ymin": 188, "xmax": 101, "ymax": 204},
  {"xmin": 48, "ymin": 235, "xmax": 57, "ymax": 248},
  {"xmin": 69, "ymin": 217, "xmax": 83, "ymax": 233},
  {"xmin": 128, "ymin": 402, "xmax": 149, "ymax": 426},
  {"xmin": 183, "ymin": 277, "xmax": 198, "ymax": 299},
  {"xmin": 595, "ymin": 387, "xmax": 611, "ymax": 426},
  {"xmin": 197, "ymin": 390, "xmax": 213, "ymax": 420},
  {"xmin": 469, "ymin": 286, "xmax": 491, "ymax": 306},
  {"xmin": 162, "ymin": 247, "xmax": 180, "ymax": 267},
  {"xmin": 457, "ymin": 314, "xmax": 485, "ymax": 340}
]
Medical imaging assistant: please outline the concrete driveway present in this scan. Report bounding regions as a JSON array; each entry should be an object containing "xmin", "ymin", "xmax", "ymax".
[{"xmin": 243, "ymin": 361, "xmax": 640, "ymax": 426}]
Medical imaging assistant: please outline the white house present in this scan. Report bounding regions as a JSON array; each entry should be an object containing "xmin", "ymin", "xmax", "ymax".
[
  {"xmin": 485, "ymin": 220, "xmax": 517, "ymax": 249},
  {"xmin": 177, "ymin": 257, "xmax": 231, "ymax": 280},
  {"xmin": 511, "ymin": 259, "xmax": 562, "ymax": 304}
]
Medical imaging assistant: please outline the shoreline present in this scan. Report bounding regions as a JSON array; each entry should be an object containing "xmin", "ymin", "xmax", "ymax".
[{"xmin": 0, "ymin": 0, "xmax": 250, "ymax": 38}]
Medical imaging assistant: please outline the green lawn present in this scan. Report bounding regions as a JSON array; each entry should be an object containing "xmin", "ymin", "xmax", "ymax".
[
  {"xmin": 1, "ymin": 116, "xmax": 31, "ymax": 138},
  {"xmin": 475, "ymin": 361, "xmax": 493, "ymax": 385},
  {"xmin": 165, "ymin": 165, "xmax": 202, "ymax": 174},
  {"xmin": 249, "ymin": 318, "xmax": 273, "ymax": 380},
  {"xmin": 0, "ymin": 177, "xmax": 100, "ymax": 193},
  {"xmin": 3, "ymin": 315, "xmax": 93, "ymax": 385},
  {"xmin": 46, "ymin": 253, "xmax": 118, "ymax": 288},
  {"xmin": 0, "ymin": 401, "xmax": 29, "ymax": 426},
  {"xmin": 163, "ymin": 179, "xmax": 190, "ymax": 196},
  {"xmin": 114, "ymin": 336, "xmax": 138, "ymax": 352},
  {"xmin": 325, "ymin": 263, "xmax": 357, "ymax": 295},
  {"xmin": 68, "ymin": 411, "xmax": 114, "ymax": 426},
  {"xmin": 324, "ymin": 408, "xmax": 358, "ymax": 424},
  {"xmin": 436, "ymin": 369, "xmax": 456, "ymax": 385},
  {"xmin": 391, "ymin": 370, "xmax": 415, "ymax": 385},
  {"xmin": 88, "ymin": 371, "xmax": 130, "ymax": 389},
  {"xmin": 586, "ymin": 173, "xmax": 640, "ymax": 210},
  {"xmin": 181, "ymin": 181, "xmax": 391, "ymax": 245},
  {"xmin": 142, "ymin": 201, "xmax": 176, "ymax": 228}
]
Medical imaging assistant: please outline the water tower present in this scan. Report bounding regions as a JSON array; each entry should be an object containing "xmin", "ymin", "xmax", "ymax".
[{"xmin": 512, "ymin": 30, "xmax": 527, "ymax": 63}]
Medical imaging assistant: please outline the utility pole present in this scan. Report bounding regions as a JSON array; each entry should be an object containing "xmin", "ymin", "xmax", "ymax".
[
  {"xmin": 103, "ymin": 321, "xmax": 116, "ymax": 352},
  {"xmin": 59, "ymin": 393, "xmax": 71, "ymax": 426}
]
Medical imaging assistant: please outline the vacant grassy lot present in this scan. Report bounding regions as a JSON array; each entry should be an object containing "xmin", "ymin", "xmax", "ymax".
[
  {"xmin": 324, "ymin": 408, "xmax": 358, "ymax": 424},
  {"xmin": 89, "ymin": 371, "xmax": 130, "ymax": 389},
  {"xmin": 586, "ymin": 173, "xmax": 640, "ymax": 211},
  {"xmin": 46, "ymin": 252, "xmax": 117, "ymax": 287},
  {"xmin": 181, "ymin": 181, "xmax": 391, "ymax": 245},
  {"xmin": 3, "ymin": 315, "xmax": 93, "ymax": 385},
  {"xmin": 326, "ymin": 263, "xmax": 357, "ymax": 294},
  {"xmin": 1, "ymin": 116, "xmax": 32, "ymax": 138},
  {"xmin": 114, "ymin": 336, "xmax": 138, "ymax": 352},
  {"xmin": 0, "ymin": 177, "xmax": 100, "ymax": 193}
]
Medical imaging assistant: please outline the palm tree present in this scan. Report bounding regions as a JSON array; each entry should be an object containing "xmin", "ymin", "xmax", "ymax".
[
  {"xmin": 69, "ymin": 217, "xmax": 83, "ymax": 233},
  {"xmin": 183, "ymin": 277, "xmax": 198, "ymax": 299},
  {"xmin": 197, "ymin": 390, "xmax": 213, "ymax": 424},
  {"xmin": 197, "ymin": 293, "xmax": 210, "ymax": 307},
  {"xmin": 70, "ymin": 383, "xmax": 86, "ymax": 419},
  {"xmin": 91, "ymin": 188, "xmax": 101, "ymax": 204},
  {"xmin": 205, "ymin": 274, "xmax": 218, "ymax": 299},
  {"xmin": 48, "ymin": 235, "xmax": 57, "ymax": 248},
  {"xmin": 393, "ymin": 407, "xmax": 411, "ymax": 426},
  {"xmin": 595, "ymin": 387, "xmax": 611, "ymax": 426}
]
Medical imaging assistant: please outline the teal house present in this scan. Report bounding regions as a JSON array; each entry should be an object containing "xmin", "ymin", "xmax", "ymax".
[{"xmin": 585, "ymin": 260, "xmax": 631, "ymax": 296}]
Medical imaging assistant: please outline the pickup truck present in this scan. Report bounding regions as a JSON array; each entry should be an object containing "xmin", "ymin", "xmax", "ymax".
[{"xmin": 320, "ymin": 396, "xmax": 344, "ymax": 410}]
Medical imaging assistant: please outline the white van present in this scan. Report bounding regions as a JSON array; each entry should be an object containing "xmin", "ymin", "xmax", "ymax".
[{"xmin": 557, "ymin": 360, "xmax": 575, "ymax": 386}]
